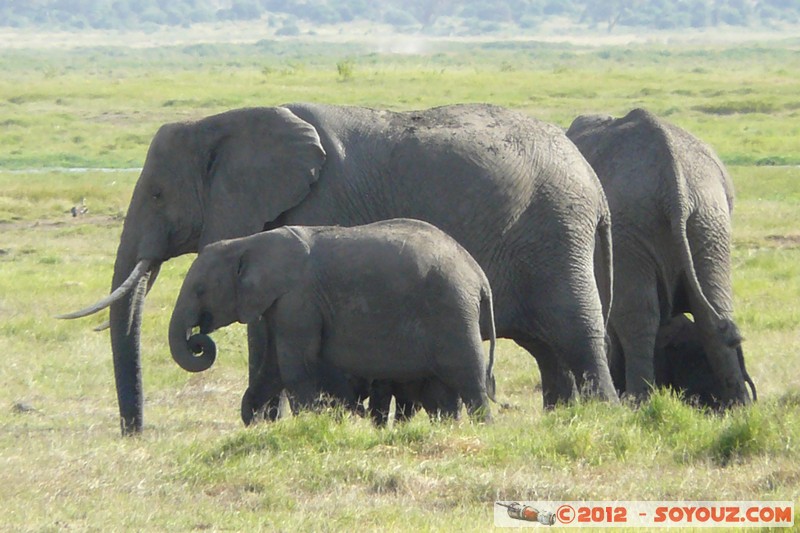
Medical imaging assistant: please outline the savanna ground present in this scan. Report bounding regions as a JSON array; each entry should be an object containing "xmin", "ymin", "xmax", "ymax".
[{"xmin": 0, "ymin": 29, "xmax": 799, "ymax": 531}]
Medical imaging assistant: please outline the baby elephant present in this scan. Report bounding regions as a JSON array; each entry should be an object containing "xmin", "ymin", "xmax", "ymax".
[{"xmin": 168, "ymin": 218, "xmax": 497, "ymax": 423}]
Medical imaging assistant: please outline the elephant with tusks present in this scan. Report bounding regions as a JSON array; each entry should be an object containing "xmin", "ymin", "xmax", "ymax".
[{"xmin": 62, "ymin": 103, "xmax": 617, "ymax": 434}]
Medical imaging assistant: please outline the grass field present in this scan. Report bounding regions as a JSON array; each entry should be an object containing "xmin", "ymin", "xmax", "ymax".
[{"xmin": 1, "ymin": 34, "xmax": 798, "ymax": 531}]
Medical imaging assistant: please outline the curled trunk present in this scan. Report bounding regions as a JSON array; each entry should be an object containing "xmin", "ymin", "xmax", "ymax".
[{"xmin": 168, "ymin": 311, "xmax": 217, "ymax": 373}]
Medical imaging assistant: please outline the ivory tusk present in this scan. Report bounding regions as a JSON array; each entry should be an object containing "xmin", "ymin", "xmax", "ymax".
[{"xmin": 56, "ymin": 259, "xmax": 152, "ymax": 319}]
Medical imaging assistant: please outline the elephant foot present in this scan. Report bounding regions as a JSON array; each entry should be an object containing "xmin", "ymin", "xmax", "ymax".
[
  {"xmin": 241, "ymin": 388, "xmax": 282, "ymax": 426},
  {"xmin": 467, "ymin": 404, "xmax": 493, "ymax": 424},
  {"xmin": 241, "ymin": 389, "xmax": 260, "ymax": 426}
]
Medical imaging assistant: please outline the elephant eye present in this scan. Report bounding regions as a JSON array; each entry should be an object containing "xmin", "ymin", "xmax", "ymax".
[{"xmin": 151, "ymin": 189, "xmax": 162, "ymax": 201}]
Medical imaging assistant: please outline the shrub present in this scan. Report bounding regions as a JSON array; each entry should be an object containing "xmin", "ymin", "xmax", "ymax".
[{"xmin": 337, "ymin": 59, "xmax": 355, "ymax": 81}]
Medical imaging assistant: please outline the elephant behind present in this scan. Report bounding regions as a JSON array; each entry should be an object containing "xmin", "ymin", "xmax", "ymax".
[
  {"xmin": 63, "ymin": 103, "xmax": 617, "ymax": 434},
  {"xmin": 567, "ymin": 107, "xmax": 754, "ymax": 406}
]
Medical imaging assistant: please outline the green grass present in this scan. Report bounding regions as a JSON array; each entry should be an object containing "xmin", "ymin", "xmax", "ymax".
[
  {"xmin": 0, "ymin": 36, "xmax": 799, "ymax": 531},
  {"xmin": 1, "ymin": 40, "xmax": 799, "ymax": 169}
]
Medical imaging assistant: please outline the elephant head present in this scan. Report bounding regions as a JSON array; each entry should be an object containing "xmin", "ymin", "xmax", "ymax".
[
  {"xmin": 60, "ymin": 108, "xmax": 325, "ymax": 434},
  {"xmin": 655, "ymin": 314, "xmax": 757, "ymax": 409},
  {"xmin": 168, "ymin": 228, "xmax": 310, "ymax": 373}
]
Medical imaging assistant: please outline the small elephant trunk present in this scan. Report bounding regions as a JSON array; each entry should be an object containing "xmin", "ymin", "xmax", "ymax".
[{"xmin": 168, "ymin": 310, "xmax": 217, "ymax": 373}]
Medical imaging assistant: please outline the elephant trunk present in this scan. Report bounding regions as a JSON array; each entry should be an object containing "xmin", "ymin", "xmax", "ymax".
[
  {"xmin": 108, "ymin": 249, "xmax": 155, "ymax": 435},
  {"xmin": 105, "ymin": 220, "xmax": 169, "ymax": 435},
  {"xmin": 168, "ymin": 302, "xmax": 217, "ymax": 373}
]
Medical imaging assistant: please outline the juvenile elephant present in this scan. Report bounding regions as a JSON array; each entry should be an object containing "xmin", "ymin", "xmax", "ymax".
[
  {"xmin": 63, "ymin": 103, "xmax": 616, "ymax": 435},
  {"xmin": 655, "ymin": 314, "xmax": 757, "ymax": 409},
  {"xmin": 567, "ymin": 108, "xmax": 753, "ymax": 406},
  {"xmin": 169, "ymin": 219, "xmax": 497, "ymax": 422}
]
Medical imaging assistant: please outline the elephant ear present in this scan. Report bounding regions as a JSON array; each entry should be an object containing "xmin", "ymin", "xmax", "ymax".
[
  {"xmin": 198, "ymin": 107, "xmax": 326, "ymax": 249},
  {"xmin": 235, "ymin": 247, "xmax": 273, "ymax": 325},
  {"xmin": 235, "ymin": 228, "xmax": 311, "ymax": 324}
]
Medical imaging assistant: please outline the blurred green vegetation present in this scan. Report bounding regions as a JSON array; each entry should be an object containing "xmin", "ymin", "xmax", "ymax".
[
  {"xmin": 2, "ymin": 0, "xmax": 798, "ymax": 33},
  {"xmin": 1, "ymin": 40, "xmax": 798, "ymax": 170}
]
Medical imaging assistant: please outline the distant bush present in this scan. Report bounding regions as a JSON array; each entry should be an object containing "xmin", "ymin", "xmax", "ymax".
[{"xmin": 337, "ymin": 59, "xmax": 355, "ymax": 81}]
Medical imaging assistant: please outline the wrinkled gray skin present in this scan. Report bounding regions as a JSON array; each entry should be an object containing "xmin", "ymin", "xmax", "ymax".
[
  {"xmin": 169, "ymin": 219, "xmax": 497, "ymax": 422},
  {"xmin": 567, "ymin": 108, "xmax": 753, "ymax": 406},
  {"xmin": 654, "ymin": 314, "xmax": 757, "ymax": 409},
  {"xmin": 65, "ymin": 103, "xmax": 617, "ymax": 435}
]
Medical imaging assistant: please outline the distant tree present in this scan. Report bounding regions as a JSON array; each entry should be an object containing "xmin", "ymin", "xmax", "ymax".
[
  {"xmin": 689, "ymin": 0, "xmax": 711, "ymax": 27},
  {"xmin": 411, "ymin": 0, "xmax": 455, "ymax": 27},
  {"xmin": 0, "ymin": 0, "xmax": 797, "ymax": 31},
  {"xmin": 384, "ymin": 8, "xmax": 418, "ymax": 27},
  {"xmin": 715, "ymin": 0, "xmax": 753, "ymax": 25},
  {"xmin": 760, "ymin": 0, "xmax": 798, "ymax": 8},
  {"xmin": 303, "ymin": 4, "xmax": 342, "ymax": 25},
  {"xmin": 757, "ymin": 0, "xmax": 800, "ymax": 23},
  {"xmin": 460, "ymin": 1, "xmax": 514, "ymax": 22},
  {"xmin": 218, "ymin": 0, "xmax": 261, "ymax": 21},
  {"xmin": 543, "ymin": 0, "xmax": 574, "ymax": 15},
  {"xmin": 579, "ymin": 0, "xmax": 643, "ymax": 32}
]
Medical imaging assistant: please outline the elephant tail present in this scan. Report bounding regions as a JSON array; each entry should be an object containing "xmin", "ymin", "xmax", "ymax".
[
  {"xmin": 480, "ymin": 282, "xmax": 497, "ymax": 403},
  {"xmin": 639, "ymin": 111, "xmax": 723, "ymax": 326},
  {"xmin": 667, "ymin": 162, "xmax": 724, "ymax": 326},
  {"xmin": 596, "ymin": 208, "xmax": 614, "ymax": 328}
]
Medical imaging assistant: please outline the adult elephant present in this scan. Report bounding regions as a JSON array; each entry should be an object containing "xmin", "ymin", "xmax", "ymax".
[
  {"xmin": 566, "ymin": 107, "xmax": 753, "ymax": 406},
  {"xmin": 63, "ymin": 103, "xmax": 617, "ymax": 435}
]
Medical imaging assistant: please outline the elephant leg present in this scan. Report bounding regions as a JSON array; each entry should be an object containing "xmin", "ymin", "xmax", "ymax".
[
  {"xmin": 611, "ymin": 270, "xmax": 661, "ymax": 400},
  {"xmin": 607, "ymin": 329, "xmax": 626, "ymax": 395},
  {"xmin": 241, "ymin": 377, "xmax": 284, "ymax": 426},
  {"xmin": 420, "ymin": 379, "xmax": 461, "ymax": 421},
  {"xmin": 368, "ymin": 380, "xmax": 394, "ymax": 427},
  {"xmin": 243, "ymin": 318, "xmax": 286, "ymax": 424},
  {"xmin": 459, "ymin": 383, "xmax": 492, "ymax": 423},
  {"xmin": 392, "ymin": 381, "xmax": 421, "ymax": 424},
  {"xmin": 247, "ymin": 319, "xmax": 283, "ymax": 422},
  {"xmin": 505, "ymin": 257, "xmax": 617, "ymax": 403},
  {"xmin": 277, "ymin": 333, "xmax": 325, "ymax": 412},
  {"xmin": 513, "ymin": 337, "xmax": 578, "ymax": 408},
  {"xmin": 433, "ymin": 337, "xmax": 492, "ymax": 423},
  {"xmin": 317, "ymin": 359, "xmax": 363, "ymax": 413},
  {"xmin": 347, "ymin": 376, "xmax": 370, "ymax": 418}
]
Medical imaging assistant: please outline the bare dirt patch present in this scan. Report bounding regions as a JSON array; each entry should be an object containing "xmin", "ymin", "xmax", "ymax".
[
  {"xmin": 765, "ymin": 234, "xmax": 800, "ymax": 248},
  {"xmin": 0, "ymin": 214, "xmax": 121, "ymax": 232}
]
